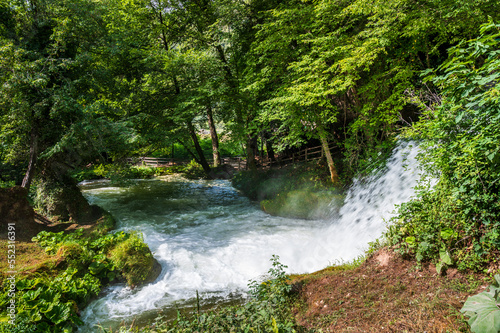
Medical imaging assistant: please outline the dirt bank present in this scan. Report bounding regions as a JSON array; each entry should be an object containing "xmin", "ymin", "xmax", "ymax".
[{"xmin": 292, "ymin": 248, "xmax": 491, "ymax": 332}]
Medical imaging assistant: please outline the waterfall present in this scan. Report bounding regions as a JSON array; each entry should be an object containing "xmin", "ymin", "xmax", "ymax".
[{"xmin": 78, "ymin": 141, "xmax": 421, "ymax": 332}]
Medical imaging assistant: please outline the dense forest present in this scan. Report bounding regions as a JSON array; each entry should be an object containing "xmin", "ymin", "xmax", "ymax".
[
  {"xmin": 1, "ymin": 0, "xmax": 500, "ymax": 332},
  {"xmin": 2, "ymin": 0, "xmax": 498, "ymax": 189}
]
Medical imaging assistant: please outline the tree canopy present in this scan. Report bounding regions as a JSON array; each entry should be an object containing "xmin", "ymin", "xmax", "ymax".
[{"xmin": 1, "ymin": 0, "xmax": 499, "ymax": 186}]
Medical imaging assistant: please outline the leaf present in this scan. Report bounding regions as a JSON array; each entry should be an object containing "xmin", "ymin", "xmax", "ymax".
[
  {"xmin": 405, "ymin": 236, "xmax": 416, "ymax": 245},
  {"xmin": 494, "ymin": 274, "xmax": 500, "ymax": 287},
  {"xmin": 461, "ymin": 292, "xmax": 500, "ymax": 333},
  {"xmin": 440, "ymin": 228, "xmax": 454, "ymax": 240},
  {"xmin": 436, "ymin": 261, "xmax": 444, "ymax": 275},
  {"xmin": 45, "ymin": 303, "xmax": 72, "ymax": 325},
  {"xmin": 439, "ymin": 249, "xmax": 453, "ymax": 265},
  {"xmin": 272, "ymin": 317, "xmax": 279, "ymax": 333}
]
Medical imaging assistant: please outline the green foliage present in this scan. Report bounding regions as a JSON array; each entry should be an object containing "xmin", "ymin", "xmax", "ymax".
[
  {"xmin": 0, "ymin": 0, "xmax": 132, "ymax": 185},
  {"xmin": 0, "ymin": 230, "xmax": 154, "ymax": 331},
  {"xmin": 249, "ymin": 0, "xmax": 500, "ymax": 181},
  {"xmin": 461, "ymin": 275, "xmax": 500, "ymax": 333},
  {"xmin": 178, "ymin": 160, "xmax": 206, "ymax": 180},
  {"xmin": 31, "ymin": 177, "xmax": 65, "ymax": 218},
  {"xmin": 71, "ymin": 161, "xmax": 209, "ymax": 182},
  {"xmin": 71, "ymin": 164, "xmax": 163, "ymax": 182},
  {"xmin": 387, "ymin": 21, "xmax": 500, "ymax": 271},
  {"xmin": 0, "ymin": 180, "xmax": 15, "ymax": 188}
]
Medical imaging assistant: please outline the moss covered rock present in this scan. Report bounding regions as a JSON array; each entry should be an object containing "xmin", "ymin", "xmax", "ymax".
[{"xmin": 109, "ymin": 233, "xmax": 160, "ymax": 287}]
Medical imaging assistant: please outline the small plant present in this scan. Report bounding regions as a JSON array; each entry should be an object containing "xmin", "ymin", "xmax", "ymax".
[
  {"xmin": 180, "ymin": 160, "xmax": 206, "ymax": 179},
  {"xmin": 461, "ymin": 274, "xmax": 500, "ymax": 333}
]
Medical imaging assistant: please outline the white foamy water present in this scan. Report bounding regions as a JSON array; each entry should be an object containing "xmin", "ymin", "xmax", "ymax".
[{"xmin": 78, "ymin": 141, "xmax": 421, "ymax": 331}]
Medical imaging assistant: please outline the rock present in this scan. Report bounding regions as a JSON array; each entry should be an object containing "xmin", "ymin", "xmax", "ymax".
[
  {"xmin": 0, "ymin": 186, "xmax": 34, "ymax": 225},
  {"xmin": 34, "ymin": 176, "xmax": 104, "ymax": 223},
  {"xmin": 261, "ymin": 189, "xmax": 343, "ymax": 219},
  {"xmin": 0, "ymin": 186, "xmax": 43, "ymax": 241},
  {"xmin": 141, "ymin": 258, "xmax": 162, "ymax": 286}
]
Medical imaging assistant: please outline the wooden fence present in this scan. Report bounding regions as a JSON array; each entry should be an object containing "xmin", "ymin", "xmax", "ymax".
[
  {"xmin": 259, "ymin": 142, "xmax": 336, "ymax": 169},
  {"xmin": 127, "ymin": 156, "xmax": 247, "ymax": 170},
  {"xmin": 128, "ymin": 143, "xmax": 334, "ymax": 171}
]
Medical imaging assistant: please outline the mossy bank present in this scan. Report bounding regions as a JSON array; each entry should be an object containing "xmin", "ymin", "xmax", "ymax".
[
  {"xmin": 232, "ymin": 161, "xmax": 344, "ymax": 219},
  {"xmin": 0, "ymin": 186, "xmax": 161, "ymax": 333}
]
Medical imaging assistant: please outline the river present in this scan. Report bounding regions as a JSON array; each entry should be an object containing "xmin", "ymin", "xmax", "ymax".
[{"xmin": 78, "ymin": 141, "xmax": 421, "ymax": 332}]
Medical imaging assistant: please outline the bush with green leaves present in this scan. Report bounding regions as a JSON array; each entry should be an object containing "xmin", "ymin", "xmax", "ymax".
[
  {"xmin": 387, "ymin": 21, "xmax": 500, "ymax": 272},
  {"xmin": 0, "ymin": 230, "xmax": 155, "ymax": 332},
  {"xmin": 71, "ymin": 164, "xmax": 163, "ymax": 182},
  {"xmin": 179, "ymin": 160, "xmax": 206, "ymax": 179},
  {"xmin": 461, "ymin": 274, "xmax": 500, "ymax": 333}
]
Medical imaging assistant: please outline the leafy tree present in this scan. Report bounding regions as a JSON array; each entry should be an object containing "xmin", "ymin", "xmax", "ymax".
[
  {"xmin": 249, "ymin": 0, "xmax": 500, "ymax": 180},
  {"xmin": 0, "ymin": 0, "xmax": 104, "ymax": 189}
]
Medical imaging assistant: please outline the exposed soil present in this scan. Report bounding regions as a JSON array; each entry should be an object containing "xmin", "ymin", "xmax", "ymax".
[{"xmin": 292, "ymin": 248, "xmax": 491, "ymax": 333}]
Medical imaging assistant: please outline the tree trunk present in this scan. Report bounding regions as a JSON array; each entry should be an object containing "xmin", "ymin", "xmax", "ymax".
[
  {"xmin": 266, "ymin": 139, "xmax": 276, "ymax": 161},
  {"xmin": 246, "ymin": 135, "xmax": 258, "ymax": 170},
  {"xmin": 21, "ymin": 129, "xmax": 38, "ymax": 191},
  {"xmin": 187, "ymin": 122, "xmax": 212, "ymax": 175},
  {"xmin": 320, "ymin": 134, "xmax": 340, "ymax": 185},
  {"xmin": 206, "ymin": 104, "xmax": 221, "ymax": 167}
]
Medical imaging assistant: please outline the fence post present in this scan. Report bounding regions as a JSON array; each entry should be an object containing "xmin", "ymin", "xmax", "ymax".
[{"xmin": 305, "ymin": 148, "xmax": 308, "ymax": 161}]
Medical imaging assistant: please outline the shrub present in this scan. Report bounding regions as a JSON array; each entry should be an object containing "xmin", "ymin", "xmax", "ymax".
[
  {"xmin": 387, "ymin": 21, "xmax": 500, "ymax": 272},
  {"xmin": 0, "ymin": 230, "xmax": 155, "ymax": 332},
  {"xmin": 180, "ymin": 160, "xmax": 206, "ymax": 179}
]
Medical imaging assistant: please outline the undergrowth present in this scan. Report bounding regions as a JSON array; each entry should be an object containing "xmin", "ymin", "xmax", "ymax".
[
  {"xmin": 71, "ymin": 164, "xmax": 167, "ymax": 182},
  {"xmin": 71, "ymin": 159, "xmax": 206, "ymax": 182},
  {"xmin": 0, "ymin": 230, "xmax": 155, "ymax": 332},
  {"xmin": 386, "ymin": 22, "xmax": 500, "ymax": 273}
]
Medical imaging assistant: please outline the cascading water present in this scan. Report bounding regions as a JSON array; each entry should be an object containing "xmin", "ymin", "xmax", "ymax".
[{"xmin": 78, "ymin": 141, "xmax": 421, "ymax": 332}]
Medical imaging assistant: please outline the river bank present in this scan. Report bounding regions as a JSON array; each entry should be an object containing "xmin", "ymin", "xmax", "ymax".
[
  {"xmin": 0, "ymin": 186, "xmax": 161, "ymax": 332},
  {"xmin": 290, "ymin": 247, "xmax": 491, "ymax": 332}
]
